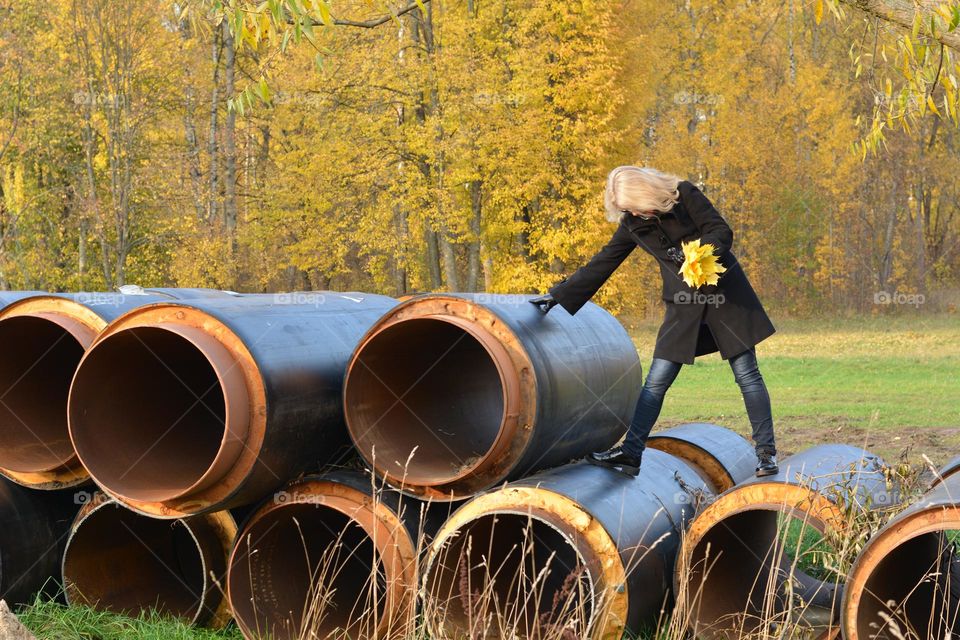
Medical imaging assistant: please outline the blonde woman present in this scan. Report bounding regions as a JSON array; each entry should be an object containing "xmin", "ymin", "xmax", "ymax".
[{"xmin": 529, "ymin": 166, "xmax": 778, "ymax": 477}]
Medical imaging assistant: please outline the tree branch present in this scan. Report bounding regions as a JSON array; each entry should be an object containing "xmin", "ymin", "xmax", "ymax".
[
  {"xmin": 293, "ymin": 0, "xmax": 429, "ymax": 29},
  {"xmin": 840, "ymin": 0, "xmax": 960, "ymax": 51}
]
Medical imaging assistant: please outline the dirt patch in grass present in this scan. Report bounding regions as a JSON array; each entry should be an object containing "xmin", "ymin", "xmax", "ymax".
[{"xmin": 653, "ymin": 417, "xmax": 960, "ymax": 470}]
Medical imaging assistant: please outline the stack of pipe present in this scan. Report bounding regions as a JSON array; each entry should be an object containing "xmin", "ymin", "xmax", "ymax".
[
  {"xmin": 67, "ymin": 291, "xmax": 398, "ymax": 516},
  {"xmin": 420, "ymin": 423, "xmax": 758, "ymax": 639},
  {"xmin": 225, "ymin": 292, "xmax": 648, "ymax": 639},
  {"xmin": 0, "ymin": 289, "xmax": 237, "ymax": 610},
  {"xmin": 0, "ymin": 288, "xmax": 401, "ymax": 628},
  {"xmin": 3, "ymin": 286, "xmax": 930, "ymax": 640}
]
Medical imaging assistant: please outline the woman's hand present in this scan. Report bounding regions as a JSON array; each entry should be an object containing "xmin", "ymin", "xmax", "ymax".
[{"xmin": 529, "ymin": 293, "xmax": 558, "ymax": 314}]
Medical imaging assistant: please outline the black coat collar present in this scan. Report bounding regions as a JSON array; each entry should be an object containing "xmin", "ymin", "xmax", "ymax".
[{"xmin": 620, "ymin": 206, "xmax": 677, "ymax": 233}]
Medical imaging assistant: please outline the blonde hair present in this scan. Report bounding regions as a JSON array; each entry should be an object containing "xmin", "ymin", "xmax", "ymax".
[{"xmin": 603, "ymin": 166, "xmax": 683, "ymax": 223}]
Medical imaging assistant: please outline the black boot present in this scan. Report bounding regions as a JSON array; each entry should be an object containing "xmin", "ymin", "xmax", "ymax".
[
  {"xmin": 586, "ymin": 446, "xmax": 641, "ymax": 477},
  {"xmin": 756, "ymin": 450, "xmax": 779, "ymax": 477}
]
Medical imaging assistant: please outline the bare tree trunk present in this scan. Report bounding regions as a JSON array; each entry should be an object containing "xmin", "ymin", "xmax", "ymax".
[
  {"xmin": 222, "ymin": 21, "xmax": 238, "ymax": 249},
  {"xmin": 439, "ymin": 234, "xmax": 459, "ymax": 291},
  {"xmin": 208, "ymin": 27, "xmax": 223, "ymax": 222},
  {"xmin": 424, "ymin": 227, "xmax": 442, "ymax": 288},
  {"xmin": 177, "ymin": 17, "xmax": 205, "ymax": 219},
  {"xmin": 410, "ymin": 7, "xmax": 444, "ymax": 290},
  {"xmin": 393, "ymin": 203, "xmax": 409, "ymax": 295},
  {"xmin": 467, "ymin": 180, "xmax": 482, "ymax": 291},
  {"xmin": 73, "ymin": 209, "xmax": 83, "ymax": 286},
  {"xmin": 878, "ymin": 172, "xmax": 900, "ymax": 292}
]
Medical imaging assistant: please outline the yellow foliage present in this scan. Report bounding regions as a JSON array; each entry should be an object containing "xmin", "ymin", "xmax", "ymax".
[{"xmin": 679, "ymin": 240, "xmax": 727, "ymax": 289}]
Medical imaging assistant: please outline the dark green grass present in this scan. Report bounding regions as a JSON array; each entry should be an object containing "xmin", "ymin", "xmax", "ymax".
[{"xmin": 17, "ymin": 599, "xmax": 243, "ymax": 640}]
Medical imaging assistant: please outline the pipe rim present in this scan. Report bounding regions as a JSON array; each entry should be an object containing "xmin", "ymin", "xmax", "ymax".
[
  {"xmin": 68, "ymin": 303, "xmax": 265, "ymax": 518},
  {"xmin": 841, "ymin": 503, "xmax": 960, "ymax": 640},
  {"xmin": 227, "ymin": 477, "xmax": 418, "ymax": 640},
  {"xmin": 344, "ymin": 295, "xmax": 537, "ymax": 500},
  {"xmin": 62, "ymin": 493, "xmax": 238, "ymax": 628},
  {"xmin": 0, "ymin": 297, "xmax": 105, "ymax": 487},
  {"xmin": 422, "ymin": 485, "xmax": 626, "ymax": 639},
  {"xmin": 72, "ymin": 323, "xmax": 250, "ymax": 504}
]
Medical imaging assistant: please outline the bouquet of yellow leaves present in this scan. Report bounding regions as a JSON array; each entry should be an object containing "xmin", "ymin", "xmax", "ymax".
[{"xmin": 678, "ymin": 239, "xmax": 727, "ymax": 288}]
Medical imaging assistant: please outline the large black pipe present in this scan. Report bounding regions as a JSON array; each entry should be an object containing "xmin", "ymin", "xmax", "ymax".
[
  {"xmin": 678, "ymin": 444, "xmax": 896, "ymax": 640},
  {"xmin": 0, "ymin": 289, "xmax": 234, "ymax": 489},
  {"xmin": 843, "ymin": 468, "xmax": 960, "ymax": 639},
  {"xmin": 647, "ymin": 422, "xmax": 757, "ymax": 492},
  {"xmin": 422, "ymin": 448, "xmax": 710, "ymax": 638},
  {"xmin": 0, "ymin": 475, "xmax": 80, "ymax": 606},
  {"xmin": 69, "ymin": 292, "xmax": 398, "ymax": 517},
  {"xmin": 343, "ymin": 293, "xmax": 642, "ymax": 500},
  {"xmin": 0, "ymin": 291, "xmax": 46, "ymax": 309}
]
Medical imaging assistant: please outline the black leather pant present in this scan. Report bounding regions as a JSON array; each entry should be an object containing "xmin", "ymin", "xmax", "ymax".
[{"xmin": 621, "ymin": 346, "xmax": 776, "ymax": 457}]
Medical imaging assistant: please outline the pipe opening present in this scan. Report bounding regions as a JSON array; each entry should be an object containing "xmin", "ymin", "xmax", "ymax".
[
  {"xmin": 63, "ymin": 505, "xmax": 208, "ymax": 621},
  {"xmin": 855, "ymin": 530, "xmax": 960, "ymax": 639},
  {"xmin": 0, "ymin": 316, "xmax": 86, "ymax": 472},
  {"xmin": 425, "ymin": 513, "xmax": 594, "ymax": 639},
  {"xmin": 229, "ymin": 504, "xmax": 387, "ymax": 640},
  {"xmin": 687, "ymin": 510, "xmax": 842, "ymax": 637},
  {"xmin": 70, "ymin": 327, "xmax": 229, "ymax": 502},
  {"xmin": 346, "ymin": 318, "xmax": 506, "ymax": 485}
]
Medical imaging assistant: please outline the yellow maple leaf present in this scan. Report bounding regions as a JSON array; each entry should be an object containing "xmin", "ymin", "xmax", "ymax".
[{"xmin": 678, "ymin": 239, "xmax": 727, "ymax": 288}]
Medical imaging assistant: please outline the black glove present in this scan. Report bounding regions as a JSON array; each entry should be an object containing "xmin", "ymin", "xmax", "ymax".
[{"xmin": 529, "ymin": 293, "xmax": 558, "ymax": 314}]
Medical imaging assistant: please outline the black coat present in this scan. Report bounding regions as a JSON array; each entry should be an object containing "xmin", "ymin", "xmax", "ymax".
[{"xmin": 549, "ymin": 180, "xmax": 775, "ymax": 364}]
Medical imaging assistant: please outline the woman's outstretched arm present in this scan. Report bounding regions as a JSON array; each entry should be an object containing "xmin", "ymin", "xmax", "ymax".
[{"xmin": 547, "ymin": 223, "xmax": 636, "ymax": 315}]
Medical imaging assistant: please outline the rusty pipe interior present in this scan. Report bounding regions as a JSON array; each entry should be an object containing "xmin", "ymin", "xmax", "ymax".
[
  {"xmin": 680, "ymin": 445, "xmax": 896, "ymax": 640},
  {"xmin": 229, "ymin": 503, "xmax": 389, "ymax": 639},
  {"xmin": 228, "ymin": 472, "xmax": 422, "ymax": 640},
  {"xmin": 62, "ymin": 500, "xmax": 234, "ymax": 627},
  {"xmin": 843, "ymin": 472, "xmax": 960, "ymax": 640},
  {"xmin": 68, "ymin": 325, "xmax": 249, "ymax": 504},
  {"xmin": 684, "ymin": 508, "xmax": 842, "ymax": 638},
  {"xmin": 850, "ymin": 529, "xmax": 960, "ymax": 638},
  {"xmin": 344, "ymin": 317, "xmax": 510, "ymax": 486},
  {"xmin": 424, "ymin": 511, "xmax": 595, "ymax": 639},
  {"xmin": 0, "ymin": 314, "xmax": 92, "ymax": 475}
]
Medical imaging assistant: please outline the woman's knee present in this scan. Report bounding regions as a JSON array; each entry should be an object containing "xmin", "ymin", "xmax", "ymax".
[
  {"xmin": 643, "ymin": 358, "xmax": 681, "ymax": 395},
  {"xmin": 730, "ymin": 350, "xmax": 765, "ymax": 389}
]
